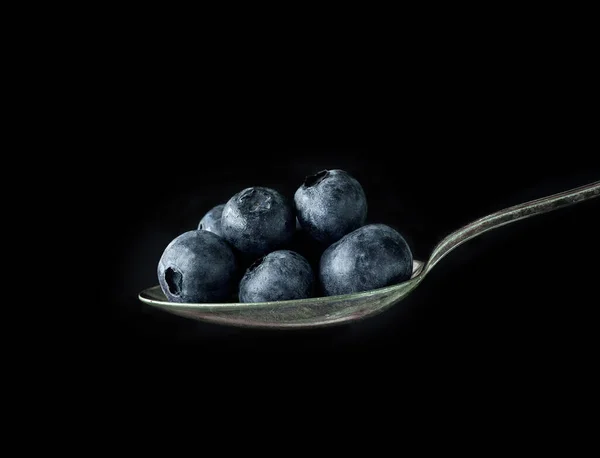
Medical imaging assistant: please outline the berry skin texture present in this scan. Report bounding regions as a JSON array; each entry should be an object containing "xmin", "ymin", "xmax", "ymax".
[
  {"xmin": 319, "ymin": 224, "xmax": 413, "ymax": 296},
  {"xmin": 157, "ymin": 230, "xmax": 237, "ymax": 303},
  {"xmin": 294, "ymin": 169, "xmax": 367, "ymax": 246},
  {"xmin": 239, "ymin": 250, "xmax": 315, "ymax": 303},
  {"xmin": 221, "ymin": 187, "xmax": 295, "ymax": 257},
  {"xmin": 198, "ymin": 204, "xmax": 225, "ymax": 236}
]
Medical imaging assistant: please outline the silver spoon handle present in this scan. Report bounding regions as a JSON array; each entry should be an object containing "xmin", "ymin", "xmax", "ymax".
[{"xmin": 423, "ymin": 180, "xmax": 600, "ymax": 274}]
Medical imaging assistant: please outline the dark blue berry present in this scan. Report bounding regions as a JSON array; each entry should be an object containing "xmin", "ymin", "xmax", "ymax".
[
  {"xmin": 294, "ymin": 169, "xmax": 367, "ymax": 246},
  {"xmin": 198, "ymin": 204, "xmax": 225, "ymax": 237},
  {"xmin": 319, "ymin": 224, "xmax": 413, "ymax": 296},
  {"xmin": 221, "ymin": 187, "xmax": 295, "ymax": 257},
  {"xmin": 157, "ymin": 230, "xmax": 237, "ymax": 303},
  {"xmin": 239, "ymin": 250, "xmax": 315, "ymax": 302}
]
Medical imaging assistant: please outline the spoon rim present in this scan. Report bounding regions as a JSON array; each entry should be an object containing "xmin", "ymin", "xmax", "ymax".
[{"xmin": 138, "ymin": 259, "xmax": 425, "ymax": 311}]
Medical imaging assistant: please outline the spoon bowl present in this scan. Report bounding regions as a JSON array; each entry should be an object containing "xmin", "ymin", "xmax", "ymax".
[
  {"xmin": 140, "ymin": 260, "xmax": 424, "ymax": 328},
  {"xmin": 138, "ymin": 180, "xmax": 600, "ymax": 329}
]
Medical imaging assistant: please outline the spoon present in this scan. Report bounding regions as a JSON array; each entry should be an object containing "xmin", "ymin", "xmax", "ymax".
[{"xmin": 139, "ymin": 180, "xmax": 600, "ymax": 329}]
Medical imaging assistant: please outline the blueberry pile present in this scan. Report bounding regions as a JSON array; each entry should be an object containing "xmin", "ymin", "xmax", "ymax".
[{"xmin": 157, "ymin": 169, "xmax": 413, "ymax": 303}]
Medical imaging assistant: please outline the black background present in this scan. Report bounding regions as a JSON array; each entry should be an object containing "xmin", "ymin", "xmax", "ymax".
[{"xmin": 60, "ymin": 15, "xmax": 598, "ymax": 437}]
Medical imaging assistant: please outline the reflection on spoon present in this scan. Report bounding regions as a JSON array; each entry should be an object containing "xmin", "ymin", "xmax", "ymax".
[{"xmin": 139, "ymin": 180, "xmax": 600, "ymax": 329}]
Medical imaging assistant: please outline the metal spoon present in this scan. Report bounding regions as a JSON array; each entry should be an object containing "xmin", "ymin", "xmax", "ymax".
[{"xmin": 139, "ymin": 180, "xmax": 599, "ymax": 329}]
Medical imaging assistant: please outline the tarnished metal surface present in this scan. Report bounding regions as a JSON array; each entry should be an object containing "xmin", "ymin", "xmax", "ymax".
[
  {"xmin": 424, "ymin": 180, "xmax": 600, "ymax": 274},
  {"xmin": 139, "ymin": 180, "xmax": 600, "ymax": 329},
  {"xmin": 139, "ymin": 260, "xmax": 425, "ymax": 328}
]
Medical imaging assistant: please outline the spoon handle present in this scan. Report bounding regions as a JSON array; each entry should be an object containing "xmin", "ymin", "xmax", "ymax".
[{"xmin": 423, "ymin": 180, "xmax": 600, "ymax": 273}]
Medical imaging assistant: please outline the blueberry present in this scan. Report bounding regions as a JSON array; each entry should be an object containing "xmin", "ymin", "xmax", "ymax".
[
  {"xmin": 198, "ymin": 204, "xmax": 225, "ymax": 236},
  {"xmin": 157, "ymin": 230, "xmax": 237, "ymax": 303},
  {"xmin": 239, "ymin": 250, "xmax": 315, "ymax": 303},
  {"xmin": 319, "ymin": 224, "xmax": 413, "ymax": 296},
  {"xmin": 221, "ymin": 187, "xmax": 295, "ymax": 257},
  {"xmin": 294, "ymin": 169, "xmax": 367, "ymax": 246}
]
